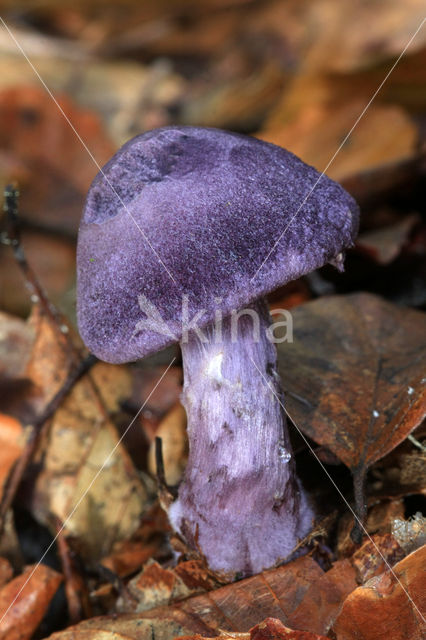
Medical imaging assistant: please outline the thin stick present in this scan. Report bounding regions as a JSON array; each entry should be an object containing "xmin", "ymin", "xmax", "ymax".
[
  {"xmin": 155, "ymin": 436, "xmax": 166, "ymax": 487},
  {"xmin": 351, "ymin": 467, "xmax": 367, "ymax": 543},
  {"xmin": 0, "ymin": 185, "xmax": 98, "ymax": 528},
  {"xmin": 55, "ymin": 516, "xmax": 89, "ymax": 624},
  {"xmin": 3, "ymin": 184, "xmax": 61, "ymax": 327}
]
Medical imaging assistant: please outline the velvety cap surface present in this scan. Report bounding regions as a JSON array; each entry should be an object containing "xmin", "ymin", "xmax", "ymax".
[{"xmin": 77, "ymin": 126, "xmax": 359, "ymax": 362}]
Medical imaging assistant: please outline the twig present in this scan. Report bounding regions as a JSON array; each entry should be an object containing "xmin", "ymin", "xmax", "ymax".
[
  {"xmin": 350, "ymin": 466, "xmax": 367, "ymax": 544},
  {"xmin": 155, "ymin": 436, "xmax": 166, "ymax": 487},
  {"xmin": 155, "ymin": 436, "xmax": 175, "ymax": 509},
  {"xmin": 3, "ymin": 184, "xmax": 62, "ymax": 328},
  {"xmin": 55, "ymin": 516, "xmax": 91, "ymax": 624},
  {"xmin": 408, "ymin": 434, "xmax": 426, "ymax": 453},
  {"xmin": 1, "ymin": 185, "xmax": 100, "ymax": 528}
]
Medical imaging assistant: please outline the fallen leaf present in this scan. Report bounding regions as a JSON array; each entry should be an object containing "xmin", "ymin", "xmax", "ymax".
[
  {"xmin": 340, "ymin": 149, "xmax": 426, "ymax": 209},
  {"xmin": 332, "ymin": 545, "xmax": 426, "ymax": 640},
  {"xmin": 118, "ymin": 558, "xmax": 220, "ymax": 614},
  {"xmin": 0, "ymin": 311, "xmax": 33, "ymax": 378},
  {"xmin": 356, "ymin": 213, "xmax": 421, "ymax": 265},
  {"xmin": 251, "ymin": 618, "xmax": 328, "ymax": 640},
  {"xmin": 0, "ymin": 414, "xmax": 24, "ymax": 497},
  {"xmin": 351, "ymin": 534, "xmax": 405, "ymax": 583},
  {"xmin": 0, "ymin": 230, "xmax": 76, "ymax": 318},
  {"xmin": 0, "ymin": 85, "xmax": 114, "ymax": 234},
  {"xmin": 277, "ymin": 293, "xmax": 426, "ymax": 518},
  {"xmin": 10, "ymin": 305, "xmax": 151, "ymax": 560},
  {"xmin": 260, "ymin": 79, "xmax": 417, "ymax": 181},
  {"xmin": 0, "ymin": 563, "xmax": 62, "ymax": 640},
  {"xmin": 179, "ymin": 617, "xmax": 330, "ymax": 640},
  {"xmin": 337, "ymin": 499, "xmax": 406, "ymax": 558},
  {"xmin": 100, "ymin": 503, "xmax": 169, "ymax": 579},
  {"xmin": 282, "ymin": 559, "xmax": 357, "ymax": 634},
  {"xmin": 123, "ymin": 560, "xmax": 207, "ymax": 613},
  {"xmin": 47, "ymin": 554, "xmax": 357, "ymax": 638},
  {"xmin": 31, "ymin": 374, "xmax": 151, "ymax": 560}
]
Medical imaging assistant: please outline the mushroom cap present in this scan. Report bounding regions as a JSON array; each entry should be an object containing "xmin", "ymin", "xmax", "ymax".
[{"xmin": 77, "ymin": 126, "xmax": 359, "ymax": 363}]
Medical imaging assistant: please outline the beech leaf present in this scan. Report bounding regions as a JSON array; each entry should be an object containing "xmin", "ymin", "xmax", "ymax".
[
  {"xmin": 47, "ymin": 555, "xmax": 357, "ymax": 639},
  {"xmin": 277, "ymin": 292, "xmax": 426, "ymax": 522}
]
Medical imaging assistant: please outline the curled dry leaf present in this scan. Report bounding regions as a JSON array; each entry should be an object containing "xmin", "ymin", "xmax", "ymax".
[
  {"xmin": 277, "ymin": 293, "xmax": 426, "ymax": 518},
  {"xmin": 0, "ymin": 563, "xmax": 62, "ymax": 640},
  {"xmin": 179, "ymin": 617, "xmax": 329, "ymax": 640},
  {"xmin": 32, "ymin": 372, "xmax": 150, "ymax": 560},
  {"xmin": 47, "ymin": 555, "xmax": 357, "ymax": 639},
  {"xmin": 332, "ymin": 545, "xmax": 426, "ymax": 640},
  {"xmin": 15, "ymin": 306, "xmax": 150, "ymax": 560},
  {"xmin": 119, "ymin": 559, "xmax": 219, "ymax": 613}
]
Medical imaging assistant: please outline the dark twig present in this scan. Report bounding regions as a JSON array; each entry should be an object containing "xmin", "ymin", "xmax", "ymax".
[
  {"xmin": 155, "ymin": 436, "xmax": 166, "ymax": 487},
  {"xmin": 3, "ymin": 184, "xmax": 61, "ymax": 327},
  {"xmin": 1, "ymin": 184, "xmax": 101, "ymax": 527},
  {"xmin": 0, "ymin": 353, "xmax": 97, "ymax": 531},
  {"xmin": 350, "ymin": 466, "xmax": 367, "ymax": 544},
  {"xmin": 155, "ymin": 436, "xmax": 175, "ymax": 509}
]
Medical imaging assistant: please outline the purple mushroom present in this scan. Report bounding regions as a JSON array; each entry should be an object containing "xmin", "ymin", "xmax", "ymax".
[{"xmin": 77, "ymin": 126, "xmax": 359, "ymax": 577}]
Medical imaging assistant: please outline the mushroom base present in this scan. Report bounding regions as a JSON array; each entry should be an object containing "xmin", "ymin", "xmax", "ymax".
[{"xmin": 169, "ymin": 298, "xmax": 314, "ymax": 577}]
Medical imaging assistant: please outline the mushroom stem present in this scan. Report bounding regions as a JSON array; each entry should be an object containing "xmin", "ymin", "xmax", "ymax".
[{"xmin": 169, "ymin": 298, "xmax": 314, "ymax": 577}]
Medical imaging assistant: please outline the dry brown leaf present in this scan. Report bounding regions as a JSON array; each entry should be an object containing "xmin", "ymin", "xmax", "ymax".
[
  {"xmin": 0, "ymin": 312, "xmax": 33, "ymax": 378},
  {"xmin": 282, "ymin": 559, "xmax": 356, "ymax": 635},
  {"xmin": 337, "ymin": 499, "xmax": 406, "ymax": 558},
  {"xmin": 179, "ymin": 617, "xmax": 330, "ymax": 640},
  {"xmin": 0, "ymin": 414, "xmax": 24, "ymax": 497},
  {"xmin": 250, "ymin": 618, "xmax": 329, "ymax": 640},
  {"xmin": 23, "ymin": 304, "xmax": 73, "ymax": 413},
  {"xmin": 278, "ymin": 293, "xmax": 426, "ymax": 512},
  {"xmin": 356, "ymin": 214, "xmax": 421, "ymax": 265},
  {"xmin": 351, "ymin": 534, "xmax": 405, "ymax": 583},
  {"xmin": 16, "ymin": 306, "xmax": 150, "ymax": 560},
  {"xmin": 124, "ymin": 560, "xmax": 204, "ymax": 613},
  {"xmin": 259, "ymin": 75, "xmax": 417, "ymax": 182},
  {"xmin": 332, "ymin": 545, "xmax": 426, "ymax": 640},
  {"xmin": 31, "ymin": 375, "xmax": 150, "ymax": 560},
  {"xmin": 48, "ymin": 554, "xmax": 357, "ymax": 639},
  {"xmin": 0, "ymin": 85, "xmax": 114, "ymax": 234},
  {"xmin": 0, "ymin": 563, "xmax": 62, "ymax": 640},
  {"xmin": 119, "ymin": 559, "xmax": 219, "ymax": 614},
  {"xmin": 100, "ymin": 503, "xmax": 170, "ymax": 579},
  {"xmin": 0, "ymin": 230, "xmax": 76, "ymax": 318}
]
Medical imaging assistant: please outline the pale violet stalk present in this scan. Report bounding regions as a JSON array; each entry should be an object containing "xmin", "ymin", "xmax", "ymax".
[{"xmin": 169, "ymin": 298, "xmax": 314, "ymax": 577}]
